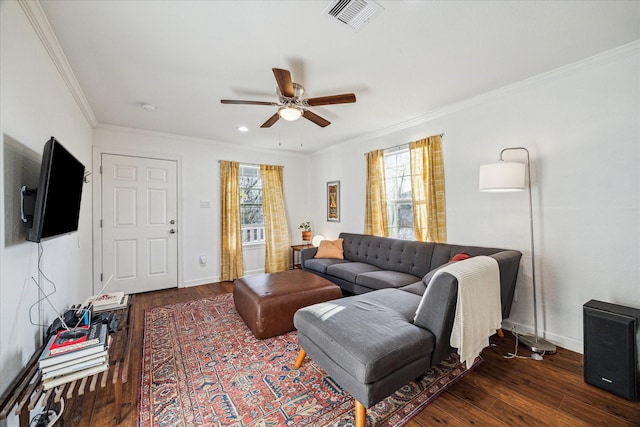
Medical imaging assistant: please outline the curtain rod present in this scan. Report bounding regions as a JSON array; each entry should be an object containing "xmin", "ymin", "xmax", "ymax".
[
  {"xmin": 382, "ymin": 133, "xmax": 445, "ymax": 153},
  {"xmin": 362, "ymin": 133, "xmax": 445, "ymax": 156},
  {"xmin": 218, "ymin": 160, "xmax": 284, "ymax": 168}
]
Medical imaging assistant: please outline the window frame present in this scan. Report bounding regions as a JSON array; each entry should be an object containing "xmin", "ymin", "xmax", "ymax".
[
  {"xmin": 383, "ymin": 147, "xmax": 416, "ymax": 241},
  {"xmin": 239, "ymin": 165, "xmax": 265, "ymax": 245}
]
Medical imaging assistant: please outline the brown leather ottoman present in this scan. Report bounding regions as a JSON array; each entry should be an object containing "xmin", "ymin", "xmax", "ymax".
[{"xmin": 233, "ymin": 269, "xmax": 342, "ymax": 339}]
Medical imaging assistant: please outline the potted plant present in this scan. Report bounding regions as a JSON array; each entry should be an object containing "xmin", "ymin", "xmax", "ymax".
[{"xmin": 298, "ymin": 222, "xmax": 312, "ymax": 242}]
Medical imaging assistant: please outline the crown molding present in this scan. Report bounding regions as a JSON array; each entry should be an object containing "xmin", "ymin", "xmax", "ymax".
[
  {"xmin": 94, "ymin": 123, "xmax": 309, "ymax": 158},
  {"xmin": 19, "ymin": 0, "xmax": 98, "ymax": 127},
  {"xmin": 324, "ymin": 40, "xmax": 640, "ymax": 151},
  {"xmin": 17, "ymin": 0, "xmax": 637, "ymax": 154}
]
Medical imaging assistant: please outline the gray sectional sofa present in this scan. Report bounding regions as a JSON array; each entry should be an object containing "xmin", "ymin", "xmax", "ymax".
[
  {"xmin": 301, "ymin": 232, "xmax": 522, "ymax": 319},
  {"xmin": 295, "ymin": 232, "xmax": 522, "ymax": 426}
]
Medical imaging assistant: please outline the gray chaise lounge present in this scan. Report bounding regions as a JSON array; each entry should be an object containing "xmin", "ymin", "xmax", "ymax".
[{"xmin": 294, "ymin": 233, "xmax": 522, "ymax": 427}]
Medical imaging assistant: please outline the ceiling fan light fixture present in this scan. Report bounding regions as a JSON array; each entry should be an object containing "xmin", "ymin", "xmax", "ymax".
[
  {"xmin": 221, "ymin": 67, "xmax": 353, "ymax": 128},
  {"xmin": 278, "ymin": 106, "xmax": 303, "ymax": 121}
]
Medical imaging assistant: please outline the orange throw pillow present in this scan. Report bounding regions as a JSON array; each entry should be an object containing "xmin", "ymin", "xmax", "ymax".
[{"xmin": 315, "ymin": 238, "xmax": 344, "ymax": 259}]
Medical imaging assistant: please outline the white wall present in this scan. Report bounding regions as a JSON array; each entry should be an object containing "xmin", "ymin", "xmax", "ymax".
[
  {"xmin": 0, "ymin": 0, "xmax": 93, "ymax": 408},
  {"xmin": 0, "ymin": 9, "xmax": 636, "ymax": 422},
  {"xmin": 92, "ymin": 126, "xmax": 310, "ymax": 288},
  {"xmin": 306, "ymin": 44, "xmax": 640, "ymax": 352}
]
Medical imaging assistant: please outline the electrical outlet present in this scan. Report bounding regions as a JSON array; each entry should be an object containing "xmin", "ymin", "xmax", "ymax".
[{"xmin": 513, "ymin": 290, "xmax": 518, "ymax": 302}]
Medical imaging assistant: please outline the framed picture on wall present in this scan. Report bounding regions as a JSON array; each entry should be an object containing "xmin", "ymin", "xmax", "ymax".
[{"xmin": 327, "ymin": 180, "xmax": 340, "ymax": 222}]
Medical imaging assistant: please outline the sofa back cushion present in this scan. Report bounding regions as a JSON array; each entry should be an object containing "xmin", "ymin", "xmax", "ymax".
[
  {"xmin": 339, "ymin": 233, "xmax": 510, "ymax": 280},
  {"xmin": 339, "ymin": 233, "xmax": 436, "ymax": 278}
]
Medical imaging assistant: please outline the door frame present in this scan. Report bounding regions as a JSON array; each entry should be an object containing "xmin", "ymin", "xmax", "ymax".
[{"xmin": 92, "ymin": 145, "xmax": 183, "ymax": 294}]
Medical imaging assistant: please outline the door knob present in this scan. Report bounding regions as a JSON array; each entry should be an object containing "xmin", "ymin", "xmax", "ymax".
[
  {"xmin": 169, "ymin": 229, "xmax": 176, "ymax": 234},
  {"xmin": 170, "ymin": 220, "xmax": 175, "ymax": 224}
]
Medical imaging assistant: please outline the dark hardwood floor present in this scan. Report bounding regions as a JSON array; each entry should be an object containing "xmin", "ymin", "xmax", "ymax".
[{"xmin": 60, "ymin": 282, "xmax": 639, "ymax": 426}]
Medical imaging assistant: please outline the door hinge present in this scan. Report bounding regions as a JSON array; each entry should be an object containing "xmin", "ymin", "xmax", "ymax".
[
  {"xmin": 100, "ymin": 219, "xmax": 103, "ymax": 228},
  {"xmin": 100, "ymin": 273, "xmax": 103, "ymax": 282},
  {"xmin": 99, "ymin": 165, "xmax": 102, "ymax": 174}
]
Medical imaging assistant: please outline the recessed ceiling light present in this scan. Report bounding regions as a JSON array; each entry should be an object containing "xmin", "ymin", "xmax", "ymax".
[
  {"xmin": 237, "ymin": 126, "xmax": 249, "ymax": 132},
  {"xmin": 141, "ymin": 103, "xmax": 156, "ymax": 112}
]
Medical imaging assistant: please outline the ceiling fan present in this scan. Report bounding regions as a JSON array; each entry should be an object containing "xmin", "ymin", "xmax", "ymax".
[{"xmin": 221, "ymin": 68, "xmax": 356, "ymax": 128}]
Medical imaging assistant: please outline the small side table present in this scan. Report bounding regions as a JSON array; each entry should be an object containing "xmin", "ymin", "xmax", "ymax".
[{"xmin": 290, "ymin": 244, "xmax": 314, "ymax": 269}]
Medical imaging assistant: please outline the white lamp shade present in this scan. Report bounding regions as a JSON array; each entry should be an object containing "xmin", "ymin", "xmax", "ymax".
[
  {"xmin": 311, "ymin": 235, "xmax": 325, "ymax": 247},
  {"xmin": 479, "ymin": 162, "xmax": 525, "ymax": 192}
]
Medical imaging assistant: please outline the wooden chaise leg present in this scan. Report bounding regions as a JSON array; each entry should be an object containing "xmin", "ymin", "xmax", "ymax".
[
  {"xmin": 294, "ymin": 349, "xmax": 307, "ymax": 368},
  {"xmin": 295, "ymin": 350, "xmax": 366, "ymax": 426},
  {"xmin": 355, "ymin": 400, "xmax": 366, "ymax": 427},
  {"xmin": 497, "ymin": 328, "xmax": 504, "ymax": 337}
]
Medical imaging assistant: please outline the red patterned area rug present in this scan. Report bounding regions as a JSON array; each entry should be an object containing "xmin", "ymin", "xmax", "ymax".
[{"xmin": 139, "ymin": 294, "xmax": 480, "ymax": 427}]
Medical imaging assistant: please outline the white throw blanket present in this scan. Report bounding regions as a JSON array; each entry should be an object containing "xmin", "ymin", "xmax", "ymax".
[{"xmin": 431, "ymin": 256, "xmax": 502, "ymax": 369}]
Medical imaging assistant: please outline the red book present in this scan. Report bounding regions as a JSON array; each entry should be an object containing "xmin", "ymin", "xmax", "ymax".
[{"xmin": 48, "ymin": 323, "xmax": 105, "ymax": 356}]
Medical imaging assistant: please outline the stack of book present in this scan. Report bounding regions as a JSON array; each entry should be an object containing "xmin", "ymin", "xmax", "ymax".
[
  {"xmin": 83, "ymin": 291, "xmax": 129, "ymax": 312},
  {"xmin": 38, "ymin": 322, "xmax": 109, "ymax": 390}
]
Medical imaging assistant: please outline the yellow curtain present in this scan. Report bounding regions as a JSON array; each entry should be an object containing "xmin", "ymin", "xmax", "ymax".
[
  {"xmin": 409, "ymin": 135, "xmax": 447, "ymax": 243},
  {"xmin": 260, "ymin": 165, "xmax": 290, "ymax": 273},
  {"xmin": 364, "ymin": 149, "xmax": 388, "ymax": 237},
  {"xmin": 220, "ymin": 161, "xmax": 244, "ymax": 281}
]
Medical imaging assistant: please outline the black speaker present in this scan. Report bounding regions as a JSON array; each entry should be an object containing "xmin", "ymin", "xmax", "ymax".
[{"xmin": 583, "ymin": 299, "xmax": 640, "ymax": 401}]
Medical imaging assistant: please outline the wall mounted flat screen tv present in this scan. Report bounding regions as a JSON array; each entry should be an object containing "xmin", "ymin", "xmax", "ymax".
[{"xmin": 27, "ymin": 137, "xmax": 85, "ymax": 243}]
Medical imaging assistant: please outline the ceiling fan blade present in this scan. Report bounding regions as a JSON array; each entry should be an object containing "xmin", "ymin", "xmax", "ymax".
[
  {"xmin": 261, "ymin": 113, "xmax": 281, "ymax": 128},
  {"xmin": 272, "ymin": 68, "xmax": 295, "ymax": 98},
  {"xmin": 303, "ymin": 110, "xmax": 331, "ymax": 127},
  {"xmin": 221, "ymin": 100, "xmax": 279, "ymax": 106},
  {"xmin": 306, "ymin": 93, "xmax": 356, "ymax": 106}
]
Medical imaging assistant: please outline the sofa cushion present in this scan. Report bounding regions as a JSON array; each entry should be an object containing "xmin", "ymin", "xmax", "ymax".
[
  {"xmin": 399, "ymin": 281, "xmax": 427, "ymax": 296},
  {"xmin": 315, "ymin": 238, "xmax": 344, "ymax": 259},
  {"xmin": 327, "ymin": 262, "xmax": 381, "ymax": 283},
  {"xmin": 403, "ymin": 259, "xmax": 464, "ymax": 296},
  {"xmin": 339, "ymin": 233, "xmax": 436, "ymax": 278},
  {"xmin": 355, "ymin": 270, "xmax": 421, "ymax": 290},
  {"xmin": 304, "ymin": 258, "xmax": 350, "ymax": 274},
  {"xmin": 294, "ymin": 289, "xmax": 433, "ymax": 384}
]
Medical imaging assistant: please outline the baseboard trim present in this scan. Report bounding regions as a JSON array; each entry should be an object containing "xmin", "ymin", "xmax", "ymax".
[
  {"xmin": 181, "ymin": 269, "xmax": 266, "ymax": 288},
  {"xmin": 501, "ymin": 319, "xmax": 583, "ymax": 354},
  {"xmin": 182, "ymin": 276, "xmax": 220, "ymax": 288},
  {"xmin": 243, "ymin": 268, "xmax": 266, "ymax": 277}
]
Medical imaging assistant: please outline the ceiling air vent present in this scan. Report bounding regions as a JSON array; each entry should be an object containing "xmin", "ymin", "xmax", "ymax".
[{"xmin": 323, "ymin": 0, "xmax": 384, "ymax": 32}]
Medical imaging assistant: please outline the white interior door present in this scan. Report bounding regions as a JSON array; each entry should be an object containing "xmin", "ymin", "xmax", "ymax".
[{"xmin": 101, "ymin": 154, "xmax": 178, "ymax": 294}]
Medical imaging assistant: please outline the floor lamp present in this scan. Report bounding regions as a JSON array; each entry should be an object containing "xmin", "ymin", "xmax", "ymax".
[{"xmin": 479, "ymin": 147, "xmax": 556, "ymax": 354}]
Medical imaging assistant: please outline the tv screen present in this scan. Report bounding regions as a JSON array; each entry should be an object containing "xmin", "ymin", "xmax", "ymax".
[{"xmin": 27, "ymin": 137, "xmax": 85, "ymax": 243}]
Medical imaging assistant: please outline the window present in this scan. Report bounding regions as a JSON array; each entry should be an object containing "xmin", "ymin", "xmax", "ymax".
[
  {"xmin": 239, "ymin": 165, "xmax": 264, "ymax": 244},
  {"xmin": 384, "ymin": 148, "xmax": 415, "ymax": 240}
]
